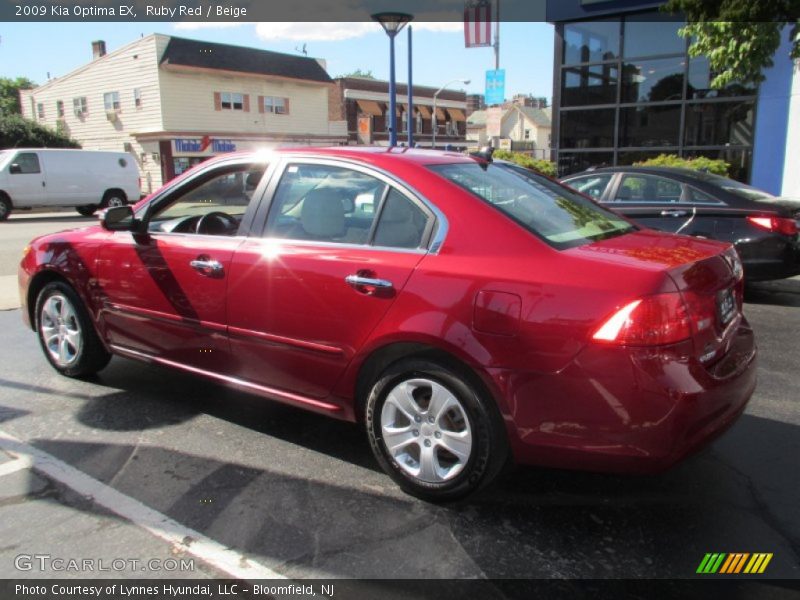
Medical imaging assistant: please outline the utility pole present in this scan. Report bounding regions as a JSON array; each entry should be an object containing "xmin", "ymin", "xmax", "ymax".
[{"xmin": 494, "ymin": 0, "xmax": 500, "ymax": 70}]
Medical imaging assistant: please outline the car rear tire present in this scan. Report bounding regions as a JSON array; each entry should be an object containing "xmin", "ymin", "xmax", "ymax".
[
  {"xmin": 101, "ymin": 190, "xmax": 127, "ymax": 209},
  {"xmin": 365, "ymin": 358, "xmax": 509, "ymax": 501},
  {"xmin": 35, "ymin": 281, "xmax": 111, "ymax": 377},
  {"xmin": 76, "ymin": 205, "xmax": 97, "ymax": 217},
  {"xmin": 0, "ymin": 195, "xmax": 11, "ymax": 221}
]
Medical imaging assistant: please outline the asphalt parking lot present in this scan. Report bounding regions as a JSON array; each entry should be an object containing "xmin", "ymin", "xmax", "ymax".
[{"xmin": 0, "ymin": 215, "xmax": 798, "ymax": 580}]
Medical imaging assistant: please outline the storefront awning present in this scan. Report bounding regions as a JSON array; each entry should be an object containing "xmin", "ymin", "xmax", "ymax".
[
  {"xmin": 416, "ymin": 105, "xmax": 431, "ymax": 118},
  {"xmin": 356, "ymin": 100, "xmax": 382, "ymax": 116},
  {"xmin": 434, "ymin": 107, "xmax": 447, "ymax": 121},
  {"xmin": 447, "ymin": 108, "xmax": 466, "ymax": 122}
]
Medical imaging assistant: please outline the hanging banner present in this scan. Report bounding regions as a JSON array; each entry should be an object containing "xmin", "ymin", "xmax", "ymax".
[
  {"xmin": 464, "ymin": 0, "xmax": 492, "ymax": 48},
  {"xmin": 485, "ymin": 69, "xmax": 505, "ymax": 106}
]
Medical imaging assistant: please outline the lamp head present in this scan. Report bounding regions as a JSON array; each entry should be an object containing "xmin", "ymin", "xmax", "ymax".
[{"xmin": 371, "ymin": 12, "xmax": 413, "ymax": 37}]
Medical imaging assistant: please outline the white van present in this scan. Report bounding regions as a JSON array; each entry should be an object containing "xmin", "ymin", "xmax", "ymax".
[{"xmin": 0, "ymin": 148, "xmax": 141, "ymax": 220}]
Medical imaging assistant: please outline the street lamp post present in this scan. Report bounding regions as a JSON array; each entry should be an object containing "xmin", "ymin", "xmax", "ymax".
[
  {"xmin": 371, "ymin": 12, "xmax": 413, "ymax": 148},
  {"xmin": 432, "ymin": 78, "xmax": 470, "ymax": 149}
]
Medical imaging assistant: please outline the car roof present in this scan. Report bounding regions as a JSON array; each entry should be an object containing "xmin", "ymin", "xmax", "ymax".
[
  {"xmin": 217, "ymin": 146, "xmax": 478, "ymax": 168},
  {"xmin": 564, "ymin": 166, "xmax": 711, "ymax": 181}
]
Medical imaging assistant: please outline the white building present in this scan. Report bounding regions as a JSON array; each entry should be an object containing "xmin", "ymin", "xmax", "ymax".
[
  {"xmin": 467, "ymin": 105, "xmax": 552, "ymax": 159},
  {"xmin": 20, "ymin": 35, "xmax": 348, "ymax": 194}
]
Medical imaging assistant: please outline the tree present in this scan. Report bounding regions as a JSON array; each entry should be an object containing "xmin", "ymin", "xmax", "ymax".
[
  {"xmin": 0, "ymin": 77, "xmax": 36, "ymax": 116},
  {"xmin": 0, "ymin": 114, "xmax": 81, "ymax": 149},
  {"xmin": 662, "ymin": 0, "xmax": 800, "ymax": 88},
  {"xmin": 340, "ymin": 69, "xmax": 376, "ymax": 79}
]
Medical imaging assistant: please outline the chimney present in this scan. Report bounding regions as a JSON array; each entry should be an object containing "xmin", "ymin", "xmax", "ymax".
[{"xmin": 92, "ymin": 40, "xmax": 107, "ymax": 60}]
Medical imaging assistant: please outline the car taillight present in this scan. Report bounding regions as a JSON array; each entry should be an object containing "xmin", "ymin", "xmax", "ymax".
[
  {"xmin": 747, "ymin": 216, "xmax": 798, "ymax": 236},
  {"xmin": 592, "ymin": 293, "xmax": 692, "ymax": 346}
]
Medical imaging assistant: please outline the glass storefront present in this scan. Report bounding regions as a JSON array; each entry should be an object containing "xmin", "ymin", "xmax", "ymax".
[{"xmin": 555, "ymin": 12, "xmax": 758, "ymax": 181}]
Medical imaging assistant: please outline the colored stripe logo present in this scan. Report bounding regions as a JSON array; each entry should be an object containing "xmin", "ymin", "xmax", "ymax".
[{"xmin": 697, "ymin": 553, "xmax": 773, "ymax": 574}]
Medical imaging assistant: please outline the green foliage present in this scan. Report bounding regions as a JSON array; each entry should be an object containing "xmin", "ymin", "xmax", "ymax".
[
  {"xmin": 0, "ymin": 114, "xmax": 81, "ymax": 149},
  {"xmin": 492, "ymin": 149, "xmax": 557, "ymax": 177},
  {"xmin": 632, "ymin": 153, "xmax": 730, "ymax": 176},
  {"xmin": 340, "ymin": 69, "xmax": 376, "ymax": 79},
  {"xmin": 662, "ymin": 0, "xmax": 800, "ymax": 88},
  {"xmin": 0, "ymin": 77, "xmax": 36, "ymax": 116}
]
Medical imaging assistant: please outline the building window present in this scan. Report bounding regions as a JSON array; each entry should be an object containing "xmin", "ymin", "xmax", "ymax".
[
  {"xmin": 134, "ymin": 88, "xmax": 142, "ymax": 108},
  {"xmin": 687, "ymin": 56, "xmax": 757, "ymax": 100},
  {"xmin": 561, "ymin": 64, "xmax": 619, "ymax": 107},
  {"xmin": 563, "ymin": 19, "xmax": 620, "ymax": 65},
  {"xmin": 621, "ymin": 56, "xmax": 686, "ymax": 103},
  {"xmin": 103, "ymin": 91, "xmax": 121, "ymax": 111},
  {"xmin": 73, "ymin": 96, "xmax": 88, "ymax": 116},
  {"xmin": 618, "ymin": 105, "xmax": 681, "ymax": 148},
  {"xmin": 416, "ymin": 112, "xmax": 423, "ymax": 134},
  {"xmin": 446, "ymin": 120, "xmax": 458, "ymax": 136},
  {"xmin": 56, "ymin": 100, "xmax": 64, "ymax": 118},
  {"xmin": 683, "ymin": 101, "xmax": 755, "ymax": 147},
  {"xmin": 221, "ymin": 92, "xmax": 244, "ymax": 110},
  {"xmin": 560, "ymin": 108, "xmax": 616, "ymax": 149},
  {"xmin": 524, "ymin": 129, "xmax": 531, "ymax": 140},
  {"xmin": 263, "ymin": 96, "xmax": 288, "ymax": 114},
  {"xmin": 622, "ymin": 15, "xmax": 684, "ymax": 59},
  {"xmin": 36, "ymin": 103, "xmax": 45, "ymax": 120}
]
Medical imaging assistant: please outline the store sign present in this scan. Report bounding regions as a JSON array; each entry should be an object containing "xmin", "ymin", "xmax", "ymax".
[{"xmin": 174, "ymin": 138, "xmax": 236, "ymax": 154}]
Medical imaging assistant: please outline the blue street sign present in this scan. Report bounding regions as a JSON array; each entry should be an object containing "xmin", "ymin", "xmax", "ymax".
[{"xmin": 485, "ymin": 69, "xmax": 505, "ymax": 106}]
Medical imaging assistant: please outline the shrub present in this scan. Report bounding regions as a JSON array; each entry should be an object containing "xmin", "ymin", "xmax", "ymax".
[
  {"xmin": 632, "ymin": 153, "xmax": 729, "ymax": 176},
  {"xmin": 492, "ymin": 149, "xmax": 557, "ymax": 177},
  {"xmin": 0, "ymin": 114, "xmax": 81, "ymax": 149}
]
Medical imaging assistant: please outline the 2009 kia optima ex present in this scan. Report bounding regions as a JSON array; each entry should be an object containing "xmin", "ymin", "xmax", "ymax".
[{"xmin": 19, "ymin": 147, "xmax": 757, "ymax": 500}]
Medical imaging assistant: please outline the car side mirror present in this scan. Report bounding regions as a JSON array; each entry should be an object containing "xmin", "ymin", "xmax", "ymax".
[
  {"xmin": 101, "ymin": 205, "xmax": 137, "ymax": 231},
  {"xmin": 8, "ymin": 164, "xmax": 22, "ymax": 175}
]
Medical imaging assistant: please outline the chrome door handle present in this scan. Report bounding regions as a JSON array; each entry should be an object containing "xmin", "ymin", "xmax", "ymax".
[
  {"xmin": 345, "ymin": 274, "xmax": 393, "ymax": 290},
  {"xmin": 190, "ymin": 258, "xmax": 224, "ymax": 275},
  {"xmin": 660, "ymin": 210, "xmax": 688, "ymax": 217}
]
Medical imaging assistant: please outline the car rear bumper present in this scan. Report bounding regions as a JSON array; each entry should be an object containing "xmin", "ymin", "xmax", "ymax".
[
  {"xmin": 490, "ymin": 321, "xmax": 757, "ymax": 473},
  {"xmin": 737, "ymin": 237, "xmax": 800, "ymax": 282}
]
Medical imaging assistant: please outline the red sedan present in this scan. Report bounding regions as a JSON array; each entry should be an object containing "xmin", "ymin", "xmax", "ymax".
[{"xmin": 18, "ymin": 147, "xmax": 757, "ymax": 500}]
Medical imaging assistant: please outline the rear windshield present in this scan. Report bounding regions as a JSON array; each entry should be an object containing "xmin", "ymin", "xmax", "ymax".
[
  {"xmin": 430, "ymin": 162, "xmax": 635, "ymax": 250},
  {"xmin": 684, "ymin": 171, "xmax": 774, "ymax": 201}
]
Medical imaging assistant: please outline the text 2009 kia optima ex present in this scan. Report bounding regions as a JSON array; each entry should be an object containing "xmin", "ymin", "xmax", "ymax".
[{"xmin": 19, "ymin": 147, "xmax": 757, "ymax": 500}]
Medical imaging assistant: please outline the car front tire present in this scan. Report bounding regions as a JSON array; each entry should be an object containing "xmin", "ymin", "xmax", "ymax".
[
  {"xmin": 76, "ymin": 205, "xmax": 97, "ymax": 216},
  {"xmin": 35, "ymin": 281, "xmax": 111, "ymax": 377},
  {"xmin": 366, "ymin": 358, "xmax": 509, "ymax": 501}
]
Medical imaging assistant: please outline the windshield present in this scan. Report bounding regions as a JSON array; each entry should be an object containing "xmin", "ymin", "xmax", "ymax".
[{"xmin": 430, "ymin": 162, "xmax": 635, "ymax": 250}]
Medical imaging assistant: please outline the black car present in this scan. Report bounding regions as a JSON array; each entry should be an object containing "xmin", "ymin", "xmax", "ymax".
[{"xmin": 558, "ymin": 166, "xmax": 800, "ymax": 282}]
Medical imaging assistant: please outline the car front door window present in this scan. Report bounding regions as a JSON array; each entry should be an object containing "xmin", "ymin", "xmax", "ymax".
[{"xmin": 148, "ymin": 165, "xmax": 265, "ymax": 235}]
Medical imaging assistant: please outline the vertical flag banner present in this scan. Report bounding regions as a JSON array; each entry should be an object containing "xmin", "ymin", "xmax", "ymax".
[
  {"xmin": 464, "ymin": 0, "xmax": 492, "ymax": 48},
  {"xmin": 485, "ymin": 69, "xmax": 505, "ymax": 105}
]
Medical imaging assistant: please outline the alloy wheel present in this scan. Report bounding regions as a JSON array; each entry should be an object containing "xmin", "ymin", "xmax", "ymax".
[
  {"xmin": 380, "ymin": 377, "xmax": 473, "ymax": 483},
  {"xmin": 40, "ymin": 294, "xmax": 83, "ymax": 367}
]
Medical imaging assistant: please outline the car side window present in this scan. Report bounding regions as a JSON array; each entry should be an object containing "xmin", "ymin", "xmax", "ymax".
[
  {"xmin": 567, "ymin": 174, "xmax": 612, "ymax": 201},
  {"xmin": 265, "ymin": 164, "xmax": 387, "ymax": 244},
  {"xmin": 12, "ymin": 153, "xmax": 41, "ymax": 174},
  {"xmin": 148, "ymin": 164, "xmax": 265, "ymax": 235},
  {"xmin": 373, "ymin": 189, "xmax": 428, "ymax": 249},
  {"xmin": 614, "ymin": 174, "xmax": 682, "ymax": 203},
  {"xmin": 686, "ymin": 186, "xmax": 725, "ymax": 205}
]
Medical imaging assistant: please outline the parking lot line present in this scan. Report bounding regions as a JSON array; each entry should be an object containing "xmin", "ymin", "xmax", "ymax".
[
  {"xmin": 0, "ymin": 455, "xmax": 33, "ymax": 477},
  {"xmin": 0, "ymin": 429, "xmax": 285, "ymax": 581}
]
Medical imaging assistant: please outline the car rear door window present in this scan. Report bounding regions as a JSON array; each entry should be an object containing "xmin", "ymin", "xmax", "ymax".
[
  {"xmin": 265, "ymin": 164, "xmax": 387, "ymax": 244},
  {"xmin": 686, "ymin": 186, "xmax": 725, "ymax": 205},
  {"xmin": 373, "ymin": 189, "xmax": 428, "ymax": 249},
  {"xmin": 565, "ymin": 174, "xmax": 613, "ymax": 201},
  {"xmin": 614, "ymin": 174, "xmax": 682, "ymax": 203}
]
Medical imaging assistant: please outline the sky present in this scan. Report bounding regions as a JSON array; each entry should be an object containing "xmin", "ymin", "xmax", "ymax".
[{"xmin": 0, "ymin": 21, "xmax": 554, "ymax": 101}]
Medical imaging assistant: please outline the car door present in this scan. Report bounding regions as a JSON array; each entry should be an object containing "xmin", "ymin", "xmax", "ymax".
[
  {"xmin": 604, "ymin": 172, "xmax": 716, "ymax": 236},
  {"xmin": 226, "ymin": 158, "xmax": 434, "ymax": 402},
  {"xmin": 5, "ymin": 152, "xmax": 46, "ymax": 207},
  {"xmin": 95, "ymin": 158, "xmax": 269, "ymax": 371}
]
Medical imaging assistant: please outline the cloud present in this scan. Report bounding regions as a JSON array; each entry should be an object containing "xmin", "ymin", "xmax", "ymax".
[
  {"xmin": 255, "ymin": 22, "xmax": 377, "ymax": 42},
  {"xmin": 173, "ymin": 21, "xmax": 246, "ymax": 31},
  {"xmin": 173, "ymin": 20, "xmax": 463, "ymax": 41}
]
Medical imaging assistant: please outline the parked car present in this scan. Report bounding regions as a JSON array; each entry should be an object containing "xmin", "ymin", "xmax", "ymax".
[
  {"xmin": 561, "ymin": 166, "xmax": 800, "ymax": 282},
  {"xmin": 19, "ymin": 148, "xmax": 756, "ymax": 500},
  {"xmin": 0, "ymin": 148, "xmax": 140, "ymax": 220}
]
